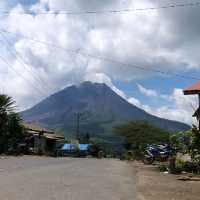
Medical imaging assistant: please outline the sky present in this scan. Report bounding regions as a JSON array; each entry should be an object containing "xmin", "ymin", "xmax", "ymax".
[{"xmin": 0, "ymin": 0, "xmax": 200, "ymax": 125}]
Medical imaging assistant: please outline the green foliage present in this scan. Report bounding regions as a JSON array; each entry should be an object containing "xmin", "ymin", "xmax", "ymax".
[
  {"xmin": 175, "ymin": 159, "xmax": 200, "ymax": 174},
  {"xmin": 120, "ymin": 150, "xmax": 135, "ymax": 161},
  {"xmin": 89, "ymin": 137, "xmax": 117, "ymax": 155},
  {"xmin": 170, "ymin": 130, "xmax": 192, "ymax": 154},
  {"xmin": 0, "ymin": 94, "xmax": 15, "ymax": 114},
  {"xmin": 158, "ymin": 163, "xmax": 168, "ymax": 172},
  {"xmin": 174, "ymin": 158, "xmax": 185, "ymax": 173},
  {"xmin": 170, "ymin": 126, "xmax": 200, "ymax": 173},
  {"xmin": 183, "ymin": 161, "xmax": 200, "ymax": 174},
  {"xmin": 7, "ymin": 113, "xmax": 25, "ymax": 147},
  {"xmin": 0, "ymin": 94, "xmax": 25, "ymax": 153},
  {"xmin": 190, "ymin": 125, "xmax": 200, "ymax": 162},
  {"xmin": 115, "ymin": 121, "xmax": 170, "ymax": 151},
  {"xmin": 89, "ymin": 138, "xmax": 103, "ymax": 157},
  {"xmin": 80, "ymin": 133, "xmax": 90, "ymax": 144},
  {"xmin": 171, "ymin": 126, "xmax": 200, "ymax": 163}
]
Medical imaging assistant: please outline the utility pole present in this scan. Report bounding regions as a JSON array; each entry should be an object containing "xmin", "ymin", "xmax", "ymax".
[
  {"xmin": 76, "ymin": 112, "xmax": 80, "ymax": 140},
  {"xmin": 75, "ymin": 112, "xmax": 83, "ymax": 140},
  {"xmin": 198, "ymin": 94, "xmax": 200, "ymax": 130},
  {"xmin": 74, "ymin": 112, "xmax": 89, "ymax": 141}
]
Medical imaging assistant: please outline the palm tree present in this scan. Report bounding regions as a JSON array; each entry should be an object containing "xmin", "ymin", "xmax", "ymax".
[
  {"xmin": 0, "ymin": 94, "xmax": 24, "ymax": 153},
  {"xmin": 0, "ymin": 94, "xmax": 15, "ymax": 138},
  {"xmin": 0, "ymin": 94, "xmax": 15, "ymax": 114}
]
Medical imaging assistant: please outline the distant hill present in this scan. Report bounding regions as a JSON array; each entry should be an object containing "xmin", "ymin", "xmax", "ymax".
[{"xmin": 21, "ymin": 81, "xmax": 190, "ymax": 140}]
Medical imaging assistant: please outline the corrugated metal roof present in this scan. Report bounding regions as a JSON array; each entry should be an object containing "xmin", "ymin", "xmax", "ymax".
[
  {"xmin": 24, "ymin": 123, "xmax": 64, "ymax": 140},
  {"xmin": 184, "ymin": 80, "xmax": 200, "ymax": 95},
  {"xmin": 44, "ymin": 133, "xmax": 65, "ymax": 140}
]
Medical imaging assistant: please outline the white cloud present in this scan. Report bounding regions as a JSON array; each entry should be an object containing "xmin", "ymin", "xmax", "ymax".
[
  {"xmin": 137, "ymin": 84, "xmax": 158, "ymax": 97},
  {"xmin": 84, "ymin": 72, "xmax": 127, "ymax": 99},
  {"xmin": 86, "ymin": 76, "xmax": 197, "ymax": 125},
  {"xmin": 128, "ymin": 97, "xmax": 142, "ymax": 107},
  {"xmin": 129, "ymin": 86, "xmax": 198, "ymax": 125},
  {"xmin": 137, "ymin": 84, "xmax": 169, "ymax": 100},
  {"xmin": 0, "ymin": 0, "xmax": 200, "ymax": 116}
]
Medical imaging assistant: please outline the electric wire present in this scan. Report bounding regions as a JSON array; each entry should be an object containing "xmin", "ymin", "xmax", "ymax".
[
  {"xmin": 1, "ymin": 29, "xmax": 199, "ymax": 81},
  {"xmin": 0, "ymin": 1, "xmax": 200, "ymax": 15},
  {"xmin": 0, "ymin": 54, "xmax": 47, "ymax": 97},
  {"xmin": 0, "ymin": 31, "xmax": 53, "ymax": 92}
]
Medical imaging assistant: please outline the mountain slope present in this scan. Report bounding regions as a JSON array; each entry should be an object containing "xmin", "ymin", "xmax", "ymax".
[{"xmin": 21, "ymin": 81, "xmax": 190, "ymax": 138}]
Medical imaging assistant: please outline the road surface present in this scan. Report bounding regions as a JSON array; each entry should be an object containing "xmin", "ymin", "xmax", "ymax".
[{"xmin": 0, "ymin": 157, "xmax": 136, "ymax": 200}]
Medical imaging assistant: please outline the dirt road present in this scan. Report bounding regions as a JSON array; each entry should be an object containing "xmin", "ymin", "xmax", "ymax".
[
  {"xmin": 0, "ymin": 157, "xmax": 136, "ymax": 200},
  {"xmin": 135, "ymin": 162, "xmax": 200, "ymax": 200}
]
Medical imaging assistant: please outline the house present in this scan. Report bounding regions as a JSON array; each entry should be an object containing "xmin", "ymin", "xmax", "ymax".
[
  {"xmin": 184, "ymin": 80, "xmax": 200, "ymax": 129},
  {"xmin": 24, "ymin": 124, "xmax": 65, "ymax": 155}
]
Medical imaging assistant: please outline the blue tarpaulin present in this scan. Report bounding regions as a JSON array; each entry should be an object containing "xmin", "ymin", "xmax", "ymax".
[
  {"xmin": 79, "ymin": 144, "xmax": 89, "ymax": 151},
  {"xmin": 61, "ymin": 144, "xmax": 89, "ymax": 151},
  {"xmin": 61, "ymin": 144, "xmax": 71, "ymax": 150}
]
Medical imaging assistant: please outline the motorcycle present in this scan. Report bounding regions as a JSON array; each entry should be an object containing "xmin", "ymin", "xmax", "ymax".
[{"xmin": 143, "ymin": 144, "xmax": 173, "ymax": 164}]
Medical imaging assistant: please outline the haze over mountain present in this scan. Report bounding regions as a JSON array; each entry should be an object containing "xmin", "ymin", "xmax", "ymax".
[{"xmin": 21, "ymin": 81, "xmax": 190, "ymax": 139}]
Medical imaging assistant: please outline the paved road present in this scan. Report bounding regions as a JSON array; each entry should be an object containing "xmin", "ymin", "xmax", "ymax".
[{"xmin": 0, "ymin": 157, "xmax": 136, "ymax": 200}]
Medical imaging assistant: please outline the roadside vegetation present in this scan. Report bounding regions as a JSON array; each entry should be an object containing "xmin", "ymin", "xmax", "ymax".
[
  {"xmin": 0, "ymin": 94, "xmax": 25, "ymax": 154},
  {"xmin": 115, "ymin": 120, "xmax": 200, "ymax": 175},
  {"xmin": 1, "ymin": 93, "xmax": 200, "ymax": 175},
  {"xmin": 170, "ymin": 125, "xmax": 200, "ymax": 174},
  {"xmin": 115, "ymin": 121, "xmax": 170, "ymax": 160}
]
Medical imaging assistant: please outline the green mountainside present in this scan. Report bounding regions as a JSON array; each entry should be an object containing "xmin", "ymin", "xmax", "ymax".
[{"xmin": 21, "ymin": 81, "xmax": 190, "ymax": 141}]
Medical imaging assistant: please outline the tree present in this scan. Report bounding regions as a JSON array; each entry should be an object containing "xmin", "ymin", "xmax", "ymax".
[
  {"xmin": 0, "ymin": 95, "xmax": 15, "ymax": 133},
  {"xmin": 80, "ymin": 133, "xmax": 90, "ymax": 144},
  {"xmin": 170, "ymin": 130, "xmax": 192, "ymax": 154},
  {"xmin": 7, "ymin": 113, "xmax": 25, "ymax": 148},
  {"xmin": 0, "ymin": 94, "xmax": 25, "ymax": 153},
  {"xmin": 115, "ymin": 121, "xmax": 170, "ymax": 151},
  {"xmin": 190, "ymin": 125, "xmax": 200, "ymax": 163},
  {"xmin": 170, "ymin": 126, "xmax": 200, "ymax": 163},
  {"xmin": 0, "ymin": 94, "xmax": 15, "ymax": 113}
]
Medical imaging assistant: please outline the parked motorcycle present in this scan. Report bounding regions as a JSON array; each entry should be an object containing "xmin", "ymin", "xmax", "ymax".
[{"xmin": 143, "ymin": 144, "xmax": 173, "ymax": 164}]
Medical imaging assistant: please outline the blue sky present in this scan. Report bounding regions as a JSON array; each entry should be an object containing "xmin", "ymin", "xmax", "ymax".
[{"xmin": 0, "ymin": 0, "xmax": 200, "ymax": 125}]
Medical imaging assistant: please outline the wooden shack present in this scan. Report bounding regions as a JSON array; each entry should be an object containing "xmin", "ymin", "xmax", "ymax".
[{"xmin": 24, "ymin": 124, "xmax": 65, "ymax": 155}]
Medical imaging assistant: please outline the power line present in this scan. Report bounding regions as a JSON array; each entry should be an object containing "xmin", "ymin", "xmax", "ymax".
[
  {"xmin": 0, "ymin": 34, "xmax": 76, "ymax": 110},
  {"xmin": 0, "ymin": 54, "xmax": 47, "ymax": 97},
  {"xmin": 0, "ymin": 31, "xmax": 53, "ymax": 93},
  {"xmin": 1, "ymin": 29, "xmax": 199, "ymax": 81},
  {"xmin": 0, "ymin": 1, "xmax": 200, "ymax": 15},
  {"xmin": 0, "ymin": 50, "xmax": 67, "ymax": 110}
]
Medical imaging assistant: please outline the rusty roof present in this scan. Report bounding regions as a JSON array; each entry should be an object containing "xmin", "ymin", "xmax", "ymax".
[
  {"xmin": 24, "ymin": 123, "xmax": 65, "ymax": 140},
  {"xmin": 23, "ymin": 123, "xmax": 50, "ymax": 132},
  {"xmin": 44, "ymin": 133, "xmax": 65, "ymax": 140},
  {"xmin": 183, "ymin": 80, "xmax": 200, "ymax": 95}
]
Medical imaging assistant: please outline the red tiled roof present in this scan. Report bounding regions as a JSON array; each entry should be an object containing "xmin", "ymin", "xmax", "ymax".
[{"xmin": 184, "ymin": 80, "xmax": 200, "ymax": 95}]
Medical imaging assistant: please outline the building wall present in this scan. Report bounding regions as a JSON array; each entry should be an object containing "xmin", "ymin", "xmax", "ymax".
[{"xmin": 33, "ymin": 136, "xmax": 46, "ymax": 154}]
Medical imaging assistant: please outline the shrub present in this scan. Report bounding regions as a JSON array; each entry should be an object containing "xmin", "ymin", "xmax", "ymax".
[
  {"xmin": 158, "ymin": 164, "xmax": 168, "ymax": 172},
  {"xmin": 120, "ymin": 150, "xmax": 135, "ymax": 161},
  {"xmin": 174, "ymin": 160, "xmax": 200, "ymax": 174},
  {"xmin": 182, "ymin": 161, "xmax": 200, "ymax": 174}
]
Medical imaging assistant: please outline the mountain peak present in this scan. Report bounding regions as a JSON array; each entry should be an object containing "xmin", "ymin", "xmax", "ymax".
[
  {"xmin": 21, "ymin": 81, "xmax": 190, "ymax": 136},
  {"xmin": 78, "ymin": 81, "xmax": 107, "ymax": 88}
]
